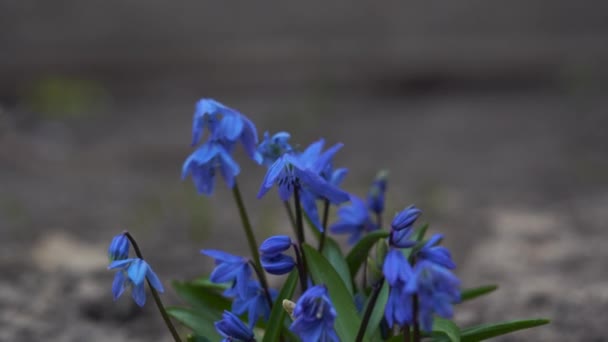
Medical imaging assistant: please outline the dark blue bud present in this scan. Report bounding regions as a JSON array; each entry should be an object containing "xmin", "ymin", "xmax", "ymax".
[
  {"xmin": 215, "ymin": 310, "xmax": 255, "ymax": 341},
  {"xmin": 391, "ymin": 205, "xmax": 422, "ymax": 231},
  {"xmin": 108, "ymin": 233, "xmax": 129, "ymax": 261},
  {"xmin": 260, "ymin": 235, "xmax": 292, "ymax": 256},
  {"xmin": 261, "ymin": 254, "xmax": 296, "ymax": 275}
]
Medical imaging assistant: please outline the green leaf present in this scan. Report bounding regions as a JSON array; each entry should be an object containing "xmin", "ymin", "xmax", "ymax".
[
  {"xmin": 262, "ymin": 271, "xmax": 298, "ymax": 342},
  {"xmin": 459, "ymin": 285, "xmax": 498, "ymax": 303},
  {"xmin": 363, "ymin": 280, "xmax": 389, "ymax": 339},
  {"xmin": 186, "ymin": 335, "xmax": 211, "ymax": 342},
  {"xmin": 346, "ymin": 230, "xmax": 389, "ymax": 276},
  {"xmin": 303, "ymin": 244, "xmax": 367, "ymax": 342},
  {"xmin": 166, "ymin": 307, "xmax": 219, "ymax": 339},
  {"xmin": 172, "ymin": 280, "xmax": 231, "ymax": 312},
  {"xmin": 432, "ymin": 317, "xmax": 460, "ymax": 342},
  {"xmin": 321, "ymin": 237, "xmax": 354, "ymax": 295},
  {"xmin": 414, "ymin": 223, "xmax": 429, "ymax": 242},
  {"xmin": 459, "ymin": 318, "xmax": 550, "ymax": 341}
]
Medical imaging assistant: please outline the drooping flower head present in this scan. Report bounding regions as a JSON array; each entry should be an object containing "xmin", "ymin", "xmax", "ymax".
[
  {"xmin": 108, "ymin": 233, "xmax": 129, "ymax": 261},
  {"xmin": 406, "ymin": 260, "xmax": 461, "ymax": 332},
  {"xmin": 259, "ymin": 235, "xmax": 296, "ymax": 275},
  {"xmin": 214, "ymin": 310, "xmax": 255, "ymax": 342},
  {"xmin": 225, "ymin": 280, "xmax": 277, "ymax": 328},
  {"xmin": 416, "ymin": 234, "xmax": 456, "ymax": 269},
  {"xmin": 201, "ymin": 249, "xmax": 251, "ymax": 298},
  {"xmin": 367, "ymin": 170, "xmax": 389, "ymax": 215},
  {"xmin": 290, "ymin": 285, "xmax": 339, "ymax": 342},
  {"xmin": 382, "ymin": 249, "xmax": 414, "ymax": 328},
  {"xmin": 330, "ymin": 195, "xmax": 378, "ymax": 245},
  {"xmin": 182, "ymin": 141, "xmax": 240, "ymax": 196},
  {"xmin": 191, "ymin": 98, "xmax": 231, "ymax": 146},
  {"xmin": 108, "ymin": 258, "xmax": 164, "ymax": 307},
  {"xmin": 255, "ymin": 131, "xmax": 293, "ymax": 166}
]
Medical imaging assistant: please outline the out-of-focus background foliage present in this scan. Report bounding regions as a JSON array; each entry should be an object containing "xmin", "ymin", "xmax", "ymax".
[{"xmin": 1, "ymin": 1, "xmax": 607, "ymax": 341}]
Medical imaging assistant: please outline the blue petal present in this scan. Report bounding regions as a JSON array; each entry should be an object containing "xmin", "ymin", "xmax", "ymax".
[
  {"xmin": 300, "ymin": 189, "xmax": 322, "ymax": 231},
  {"xmin": 330, "ymin": 168, "xmax": 348, "ymax": 186},
  {"xmin": 295, "ymin": 167, "xmax": 348, "ymax": 204},
  {"xmin": 127, "ymin": 259, "xmax": 148, "ymax": 286},
  {"xmin": 261, "ymin": 254, "xmax": 295, "ymax": 275},
  {"xmin": 201, "ymin": 249, "xmax": 244, "ymax": 263},
  {"xmin": 218, "ymin": 150, "xmax": 240, "ymax": 188},
  {"xmin": 259, "ymin": 235, "xmax": 292, "ymax": 255},
  {"xmin": 257, "ymin": 156, "xmax": 286, "ymax": 199},
  {"xmin": 131, "ymin": 282, "xmax": 147, "ymax": 307},
  {"xmin": 112, "ymin": 271, "xmax": 126, "ymax": 300},
  {"xmin": 108, "ymin": 258, "xmax": 135, "ymax": 270},
  {"xmin": 146, "ymin": 266, "xmax": 164, "ymax": 293}
]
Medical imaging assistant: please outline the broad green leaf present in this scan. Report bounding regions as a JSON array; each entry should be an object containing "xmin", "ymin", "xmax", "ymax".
[
  {"xmin": 262, "ymin": 271, "xmax": 298, "ymax": 342},
  {"xmin": 346, "ymin": 230, "xmax": 389, "ymax": 276},
  {"xmin": 190, "ymin": 277, "xmax": 229, "ymax": 291},
  {"xmin": 166, "ymin": 307, "xmax": 219, "ymax": 339},
  {"xmin": 459, "ymin": 318, "xmax": 549, "ymax": 341},
  {"xmin": 172, "ymin": 280, "xmax": 231, "ymax": 312},
  {"xmin": 432, "ymin": 317, "xmax": 460, "ymax": 342},
  {"xmin": 459, "ymin": 285, "xmax": 498, "ymax": 303},
  {"xmin": 186, "ymin": 335, "xmax": 211, "ymax": 342},
  {"xmin": 321, "ymin": 237, "xmax": 354, "ymax": 295},
  {"xmin": 363, "ymin": 280, "xmax": 389, "ymax": 339},
  {"xmin": 303, "ymin": 244, "xmax": 367, "ymax": 342},
  {"xmin": 403, "ymin": 224, "xmax": 430, "ymax": 260}
]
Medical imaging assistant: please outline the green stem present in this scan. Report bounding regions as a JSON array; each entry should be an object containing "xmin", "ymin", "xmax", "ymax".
[
  {"xmin": 283, "ymin": 200, "xmax": 298, "ymax": 236},
  {"xmin": 248, "ymin": 260, "xmax": 273, "ymax": 308},
  {"xmin": 318, "ymin": 199, "xmax": 330, "ymax": 252},
  {"xmin": 355, "ymin": 277, "xmax": 385, "ymax": 342},
  {"xmin": 293, "ymin": 186, "xmax": 308, "ymax": 290},
  {"xmin": 412, "ymin": 294, "xmax": 420, "ymax": 342},
  {"xmin": 125, "ymin": 232, "xmax": 182, "ymax": 342},
  {"xmin": 292, "ymin": 244, "xmax": 309, "ymax": 293},
  {"xmin": 403, "ymin": 325, "xmax": 411, "ymax": 342},
  {"xmin": 231, "ymin": 182, "xmax": 271, "ymax": 301}
]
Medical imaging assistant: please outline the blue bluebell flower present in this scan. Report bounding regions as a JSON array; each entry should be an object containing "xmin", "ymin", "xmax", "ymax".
[
  {"xmin": 290, "ymin": 285, "xmax": 339, "ymax": 342},
  {"xmin": 182, "ymin": 141, "xmax": 240, "ymax": 196},
  {"xmin": 259, "ymin": 235, "xmax": 296, "ymax": 275},
  {"xmin": 416, "ymin": 234, "xmax": 456, "ymax": 269},
  {"xmin": 214, "ymin": 310, "xmax": 255, "ymax": 342},
  {"xmin": 255, "ymin": 131, "xmax": 293, "ymax": 166},
  {"xmin": 191, "ymin": 99, "xmax": 238, "ymax": 146},
  {"xmin": 201, "ymin": 249, "xmax": 251, "ymax": 298},
  {"xmin": 227, "ymin": 280, "xmax": 277, "ymax": 328},
  {"xmin": 390, "ymin": 227, "xmax": 416, "ymax": 248},
  {"xmin": 259, "ymin": 235, "xmax": 293, "ymax": 255},
  {"xmin": 366, "ymin": 170, "xmax": 388, "ymax": 215},
  {"xmin": 108, "ymin": 233, "xmax": 129, "ymax": 261},
  {"xmin": 330, "ymin": 195, "xmax": 377, "ymax": 245},
  {"xmin": 257, "ymin": 153, "xmax": 348, "ymax": 204},
  {"xmin": 406, "ymin": 260, "xmax": 460, "ymax": 332},
  {"xmin": 108, "ymin": 258, "xmax": 164, "ymax": 307},
  {"xmin": 211, "ymin": 111, "xmax": 259, "ymax": 160},
  {"xmin": 383, "ymin": 249, "xmax": 414, "ymax": 328},
  {"xmin": 391, "ymin": 205, "xmax": 422, "ymax": 231}
]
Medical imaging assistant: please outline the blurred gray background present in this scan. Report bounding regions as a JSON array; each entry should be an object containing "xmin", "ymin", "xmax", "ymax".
[{"xmin": 1, "ymin": 1, "xmax": 607, "ymax": 341}]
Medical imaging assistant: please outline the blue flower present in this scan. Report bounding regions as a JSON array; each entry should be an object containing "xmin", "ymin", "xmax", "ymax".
[
  {"xmin": 108, "ymin": 258, "xmax": 164, "ymax": 307},
  {"xmin": 182, "ymin": 142, "xmax": 240, "ymax": 195},
  {"xmin": 390, "ymin": 227, "xmax": 416, "ymax": 248},
  {"xmin": 227, "ymin": 280, "xmax": 277, "ymax": 328},
  {"xmin": 259, "ymin": 235, "xmax": 293, "ymax": 255},
  {"xmin": 416, "ymin": 234, "xmax": 456, "ymax": 269},
  {"xmin": 382, "ymin": 249, "xmax": 414, "ymax": 328},
  {"xmin": 330, "ymin": 195, "xmax": 377, "ymax": 245},
  {"xmin": 406, "ymin": 260, "xmax": 460, "ymax": 332},
  {"xmin": 108, "ymin": 233, "xmax": 129, "ymax": 261},
  {"xmin": 290, "ymin": 285, "xmax": 339, "ymax": 342},
  {"xmin": 201, "ymin": 249, "xmax": 251, "ymax": 298},
  {"xmin": 259, "ymin": 235, "xmax": 295, "ymax": 275},
  {"xmin": 257, "ymin": 153, "xmax": 348, "ymax": 204},
  {"xmin": 214, "ymin": 310, "xmax": 255, "ymax": 342},
  {"xmin": 191, "ymin": 98, "xmax": 238, "ymax": 146},
  {"xmin": 367, "ymin": 170, "xmax": 388, "ymax": 215},
  {"xmin": 255, "ymin": 131, "xmax": 293, "ymax": 166},
  {"xmin": 391, "ymin": 205, "xmax": 422, "ymax": 231},
  {"xmin": 211, "ymin": 111, "xmax": 259, "ymax": 160}
]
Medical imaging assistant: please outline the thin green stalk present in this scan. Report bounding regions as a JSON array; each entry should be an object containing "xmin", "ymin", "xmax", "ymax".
[
  {"xmin": 412, "ymin": 294, "xmax": 420, "ymax": 342},
  {"xmin": 318, "ymin": 199, "xmax": 330, "ymax": 252},
  {"xmin": 248, "ymin": 260, "xmax": 273, "ymax": 308},
  {"xmin": 125, "ymin": 232, "xmax": 182, "ymax": 342},
  {"xmin": 292, "ymin": 244, "xmax": 309, "ymax": 293},
  {"xmin": 355, "ymin": 278, "xmax": 385, "ymax": 342},
  {"xmin": 231, "ymin": 182, "xmax": 271, "ymax": 300},
  {"xmin": 292, "ymin": 186, "xmax": 308, "ymax": 290},
  {"xmin": 283, "ymin": 200, "xmax": 298, "ymax": 236}
]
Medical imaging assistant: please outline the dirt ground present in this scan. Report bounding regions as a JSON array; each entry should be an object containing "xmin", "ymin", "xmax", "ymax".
[{"xmin": 1, "ymin": 2, "xmax": 608, "ymax": 341}]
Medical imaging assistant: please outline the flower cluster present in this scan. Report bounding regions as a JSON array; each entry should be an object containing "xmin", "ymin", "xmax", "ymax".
[{"xmin": 102, "ymin": 98, "xmax": 550, "ymax": 342}]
